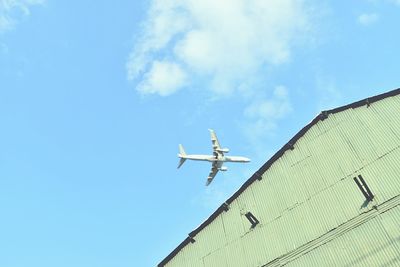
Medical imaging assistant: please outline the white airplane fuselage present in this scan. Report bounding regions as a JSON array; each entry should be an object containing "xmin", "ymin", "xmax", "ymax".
[
  {"xmin": 181, "ymin": 154, "xmax": 250, "ymax": 163},
  {"xmin": 178, "ymin": 154, "xmax": 250, "ymax": 173}
]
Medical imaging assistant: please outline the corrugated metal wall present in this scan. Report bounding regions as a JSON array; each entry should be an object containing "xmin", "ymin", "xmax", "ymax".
[
  {"xmin": 285, "ymin": 204, "xmax": 400, "ymax": 267},
  {"xmin": 164, "ymin": 94, "xmax": 400, "ymax": 267}
]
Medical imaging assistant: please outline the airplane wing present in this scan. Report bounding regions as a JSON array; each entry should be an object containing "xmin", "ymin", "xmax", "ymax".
[
  {"xmin": 209, "ymin": 129, "xmax": 223, "ymax": 156},
  {"xmin": 206, "ymin": 163, "xmax": 219, "ymax": 186}
]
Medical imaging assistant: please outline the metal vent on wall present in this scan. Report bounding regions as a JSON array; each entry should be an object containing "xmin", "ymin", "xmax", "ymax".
[
  {"xmin": 245, "ymin": 212, "xmax": 259, "ymax": 228},
  {"xmin": 353, "ymin": 175, "xmax": 374, "ymax": 202}
]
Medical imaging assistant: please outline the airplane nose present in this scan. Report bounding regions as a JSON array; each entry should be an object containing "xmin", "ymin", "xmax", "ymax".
[{"xmin": 243, "ymin": 157, "xmax": 251, "ymax": 162}]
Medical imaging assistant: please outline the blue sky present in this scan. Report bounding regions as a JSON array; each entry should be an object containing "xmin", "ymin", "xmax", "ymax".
[{"xmin": 0, "ymin": 0, "xmax": 399, "ymax": 266}]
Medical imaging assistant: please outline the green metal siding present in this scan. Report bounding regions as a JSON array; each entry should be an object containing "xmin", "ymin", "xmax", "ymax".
[
  {"xmin": 162, "ymin": 92, "xmax": 400, "ymax": 266},
  {"xmin": 285, "ymin": 204, "xmax": 400, "ymax": 267}
]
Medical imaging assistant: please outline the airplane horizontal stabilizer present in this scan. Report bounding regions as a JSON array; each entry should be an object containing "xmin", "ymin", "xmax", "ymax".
[{"xmin": 177, "ymin": 158, "xmax": 186, "ymax": 169}]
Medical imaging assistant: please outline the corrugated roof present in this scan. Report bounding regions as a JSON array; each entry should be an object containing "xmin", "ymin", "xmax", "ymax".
[{"xmin": 158, "ymin": 88, "xmax": 400, "ymax": 267}]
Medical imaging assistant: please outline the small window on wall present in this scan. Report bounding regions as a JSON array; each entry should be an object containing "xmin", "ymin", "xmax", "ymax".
[
  {"xmin": 245, "ymin": 212, "xmax": 259, "ymax": 228},
  {"xmin": 353, "ymin": 175, "xmax": 374, "ymax": 202}
]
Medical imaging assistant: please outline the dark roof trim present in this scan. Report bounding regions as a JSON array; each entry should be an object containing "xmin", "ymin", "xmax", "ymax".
[{"xmin": 158, "ymin": 88, "xmax": 400, "ymax": 267}]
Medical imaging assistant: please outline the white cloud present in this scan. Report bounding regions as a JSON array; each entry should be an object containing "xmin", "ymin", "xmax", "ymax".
[
  {"xmin": 244, "ymin": 86, "xmax": 292, "ymax": 137},
  {"xmin": 0, "ymin": 0, "xmax": 44, "ymax": 33},
  {"xmin": 358, "ymin": 13, "xmax": 379, "ymax": 26},
  {"xmin": 137, "ymin": 60, "xmax": 187, "ymax": 96},
  {"xmin": 127, "ymin": 0, "xmax": 312, "ymax": 96}
]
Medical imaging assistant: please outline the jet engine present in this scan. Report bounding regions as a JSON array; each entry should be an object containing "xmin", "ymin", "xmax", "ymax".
[
  {"xmin": 217, "ymin": 148, "xmax": 230, "ymax": 153},
  {"xmin": 219, "ymin": 166, "xmax": 228, "ymax": 171}
]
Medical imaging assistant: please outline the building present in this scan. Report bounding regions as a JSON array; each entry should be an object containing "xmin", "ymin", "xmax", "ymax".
[{"xmin": 159, "ymin": 88, "xmax": 400, "ymax": 267}]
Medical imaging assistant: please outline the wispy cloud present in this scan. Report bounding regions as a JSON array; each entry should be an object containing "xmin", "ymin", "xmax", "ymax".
[
  {"xmin": 137, "ymin": 60, "xmax": 187, "ymax": 96},
  {"xmin": 357, "ymin": 13, "xmax": 379, "ymax": 26},
  {"xmin": 364, "ymin": 0, "xmax": 400, "ymax": 7},
  {"xmin": 244, "ymin": 86, "xmax": 292, "ymax": 134},
  {"xmin": 127, "ymin": 0, "xmax": 313, "ymax": 96},
  {"xmin": 195, "ymin": 172, "xmax": 247, "ymax": 210},
  {"xmin": 387, "ymin": 0, "xmax": 400, "ymax": 6},
  {"xmin": 0, "ymin": 0, "xmax": 44, "ymax": 33}
]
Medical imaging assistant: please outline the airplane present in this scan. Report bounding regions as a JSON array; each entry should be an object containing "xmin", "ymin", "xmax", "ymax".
[{"xmin": 177, "ymin": 129, "xmax": 251, "ymax": 186}]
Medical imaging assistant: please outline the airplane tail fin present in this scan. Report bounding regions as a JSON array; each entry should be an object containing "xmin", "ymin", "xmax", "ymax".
[
  {"xmin": 179, "ymin": 144, "xmax": 186, "ymax": 156},
  {"xmin": 177, "ymin": 144, "xmax": 187, "ymax": 168}
]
